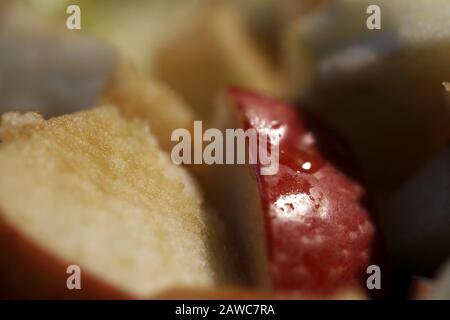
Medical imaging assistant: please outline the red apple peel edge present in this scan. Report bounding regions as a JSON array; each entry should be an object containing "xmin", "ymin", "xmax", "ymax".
[{"xmin": 226, "ymin": 87, "xmax": 376, "ymax": 294}]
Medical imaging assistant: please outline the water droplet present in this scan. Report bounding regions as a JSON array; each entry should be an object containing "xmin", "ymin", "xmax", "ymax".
[{"xmin": 301, "ymin": 161, "xmax": 312, "ymax": 171}]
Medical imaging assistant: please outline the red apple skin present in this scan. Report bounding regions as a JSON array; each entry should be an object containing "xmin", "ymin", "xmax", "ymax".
[
  {"xmin": 0, "ymin": 215, "xmax": 131, "ymax": 299},
  {"xmin": 226, "ymin": 88, "xmax": 375, "ymax": 294}
]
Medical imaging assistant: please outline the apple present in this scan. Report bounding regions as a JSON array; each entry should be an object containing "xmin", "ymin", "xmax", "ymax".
[
  {"xmin": 216, "ymin": 0, "xmax": 333, "ymax": 66},
  {"xmin": 155, "ymin": 3, "xmax": 281, "ymax": 120},
  {"xmin": 101, "ymin": 58, "xmax": 195, "ymax": 152},
  {"xmin": 0, "ymin": 12, "xmax": 195, "ymax": 153},
  {"xmin": 0, "ymin": 216, "xmax": 130, "ymax": 299},
  {"xmin": 0, "ymin": 107, "xmax": 232, "ymax": 299},
  {"xmin": 283, "ymin": 0, "xmax": 450, "ymax": 208},
  {"xmin": 0, "ymin": 8, "xmax": 115, "ymax": 118},
  {"xmin": 196, "ymin": 87, "xmax": 379, "ymax": 296}
]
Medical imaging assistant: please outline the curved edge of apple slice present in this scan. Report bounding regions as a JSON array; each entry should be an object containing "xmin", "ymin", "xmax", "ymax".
[
  {"xmin": 0, "ymin": 215, "xmax": 131, "ymax": 300},
  {"xmin": 224, "ymin": 87, "xmax": 376, "ymax": 295}
]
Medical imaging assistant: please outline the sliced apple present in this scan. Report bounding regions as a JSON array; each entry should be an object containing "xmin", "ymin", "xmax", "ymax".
[
  {"xmin": 197, "ymin": 88, "xmax": 377, "ymax": 295},
  {"xmin": 0, "ymin": 107, "xmax": 232, "ymax": 299},
  {"xmin": 0, "ymin": 11, "xmax": 195, "ymax": 153},
  {"xmin": 0, "ymin": 8, "xmax": 115, "ymax": 117},
  {"xmin": 101, "ymin": 58, "xmax": 195, "ymax": 152},
  {"xmin": 155, "ymin": 3, "xmax": 281, "ymax": 120}
]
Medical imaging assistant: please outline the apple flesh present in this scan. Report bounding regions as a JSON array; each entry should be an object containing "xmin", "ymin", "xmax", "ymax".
[
  {"xmin": 101, "ymin": 58, "xmax": 195, "ymax": 152},
  {"xmin": 0, "ymin": 215, "xmax": 130, "ymax": 299},
  {"xmin": 0, "ymin": 9, "xmax": 115, "ymax": 117},
  {"xmin": 0, "ymin": 107, "xmax": 232, "ymax": 299},
  {"xmin": 0, "ymin": 12, "xmax": 194, "ymax": 153},
  {"xmin": 155, "ymin": 3, "xmax": 281, "ymax": 120},
  {"xmin": 200, "ymin": 88, "xmax": 377, "ymax": 295}
]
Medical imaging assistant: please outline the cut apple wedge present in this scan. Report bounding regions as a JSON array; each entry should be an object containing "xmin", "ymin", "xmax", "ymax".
[
  {"xmin": 0, "ymin": 11, "xmax": 195, "ymax": 153},
  {"xmin": 0, "ymin": 107, "xmax": 232, "ymax": 299},
  {"xmin": 155, "ymin": 3, "xmax": 281, "ymax": 120},
  {"xmin": 101, "ymin": 58, "xmax": 195, "ymax": 152},
  {"xmin": 0, "ymin": 8, "xmax": 115, "ymax": 117},
  {"xmin": 196, "ymin": 88, "xmax": 377, "ymax": 295}
]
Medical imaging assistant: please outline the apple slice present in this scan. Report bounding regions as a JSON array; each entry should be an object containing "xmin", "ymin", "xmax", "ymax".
[
  {"xmin": 101, "ymin": 58, "xmax": 195, "ymax": 152},
  {"xmin": 0, "ymin": 8, "xmax": 115, "ymax": 117},
  {"xmin": 198, "ymin": 88, "xmax": 377, "ymax": 295},
  {"xmin": 0, "ymin": 107, "xmax": 232, "ymax": 299},
  {"xmin": 0, "ymin": 11, "xmax": 195, "ymax": 153},
  {"xmin": 155, "ymin": 3, "xmax": 281, "ymax": 120}
]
